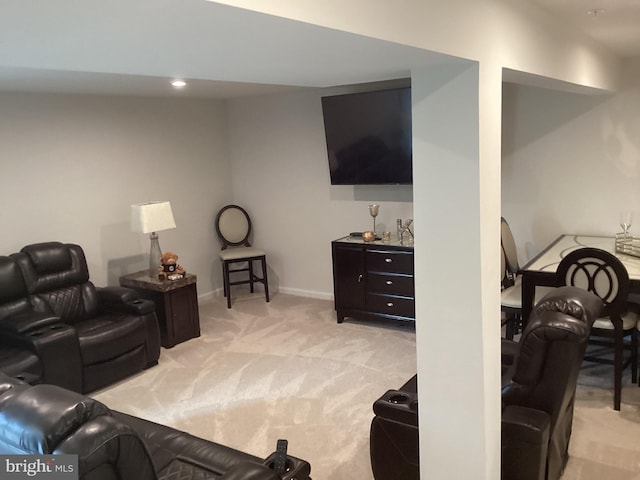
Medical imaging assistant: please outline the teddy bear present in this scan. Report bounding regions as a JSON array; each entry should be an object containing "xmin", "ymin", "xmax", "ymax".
[{"xmin": 158, "ymin": 251, "xmax": 185, "ymax": 280}]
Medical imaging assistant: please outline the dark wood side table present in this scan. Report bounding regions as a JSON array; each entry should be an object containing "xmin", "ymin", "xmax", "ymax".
[{"xmin": 119, "ymin": 271, "xmax": 200, "ymax": 348}]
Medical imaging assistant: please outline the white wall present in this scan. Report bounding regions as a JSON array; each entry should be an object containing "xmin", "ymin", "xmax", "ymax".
[
  {"xmin": 0, "ymin": 93, "xmax": 231, "ymax": 295},
  {"xmin": 226, "ymin": 86, "xmax": 414, "ymax": 298},
  {"xmin": 502, "ymin": 58, "xmax": 640, "ymax": 263}
]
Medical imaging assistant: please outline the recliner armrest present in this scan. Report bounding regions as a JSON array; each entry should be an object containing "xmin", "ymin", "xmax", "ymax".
[
  {"xmin": 502, "ymin": 405, "xmax": 550, "ymax": 480},
  {"xmin": 0, "ymin": 322, "xmax": 83, "ymax": 392},
  {"xmin": 0, "ymin": 311, "xmax": 60, "ymax": 334},
  {"xmin": 221, "ymin": 462, "xmax": 281, "ymax": 480},
  {"xmin": 97, "ymin": 287, "xmax": 155, "ymax": 315},
  {"xmin": 263, "ymin": 451, "xmax": 312, "ymax": 480},
  {"xmin": 372, "ymin": 389, "xmax": 418, "ymax": 426},
  {"xmin": 0, "ymin": 383, "xmax": 110, "ymax": 453}
]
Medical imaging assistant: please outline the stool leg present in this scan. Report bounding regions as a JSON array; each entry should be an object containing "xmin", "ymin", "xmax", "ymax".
[
  {"xmin": 262, "ymin": 256, "xmax": 270, "ymax": 302},
  {"xmin": 224, "ymin": 261, "xmax": 232, "ymax": 309},
  {"xmin": 249, "ymin": 259, "xmax": 255, "ymax": 293},
  {"xmin": 222, "ymin": 260, "xmax": 228, "ymax": 299},
  {"xmin": 631, "ymin": 329, "xmax": 638, "ymax": 384},
  {"xmin": 614, "ymin": 326, "xmax": 623, "ymax": 411}
]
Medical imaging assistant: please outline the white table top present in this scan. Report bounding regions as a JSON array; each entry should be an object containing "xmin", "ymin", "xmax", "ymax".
[{"xmin": 523, "ymin": 234, "xmax": 640, "ymax": 280}]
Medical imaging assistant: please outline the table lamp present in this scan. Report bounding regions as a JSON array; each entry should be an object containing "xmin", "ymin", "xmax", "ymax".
[{"xmin": 131, "ymin": 201, "xmax": 176, "ymax": 277}]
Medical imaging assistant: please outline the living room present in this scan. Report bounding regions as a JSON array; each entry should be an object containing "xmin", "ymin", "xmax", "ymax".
[{"xmin": 1, "ymin": 1, "xmax": 639, "ymax": 479}]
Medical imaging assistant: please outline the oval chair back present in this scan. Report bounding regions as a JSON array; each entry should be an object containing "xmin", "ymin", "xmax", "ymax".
[
  {"xmin": 501, "ymin": 217, "xmax": 520, "ymax": 277},
  {"xmin": 556, "ymin": 247, "xmax": 629, "ymax": 318},
  {"xmin": 215, "ymin": 205, "xmax": 252, "ymax": 249}
]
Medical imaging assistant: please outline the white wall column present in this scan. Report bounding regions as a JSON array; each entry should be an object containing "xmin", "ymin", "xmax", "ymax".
[{"xmin": 412, "ymin": 60, "xmax": 502, "ymax": 479}]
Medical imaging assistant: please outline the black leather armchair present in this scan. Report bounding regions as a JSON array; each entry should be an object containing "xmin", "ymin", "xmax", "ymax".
[
  {"xmin": 0, "ymin": 373, "xmax": 311, "ymax": 480},
  {"xmin": 0, "ymin": 242, "xmax": 161, "ymax": 393},
  {"xmin": 0, "ymin": 255, "xmax": 59, "ymax": 385},
  {"xmin": 369, "ymin": 286, "xmax": 602, "ymax": 480}
]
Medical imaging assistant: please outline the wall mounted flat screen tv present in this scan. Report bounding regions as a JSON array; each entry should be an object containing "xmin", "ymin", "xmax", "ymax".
[{"xmin": 321, "ymin": 86, "xmax": 412, "ymax": 185}]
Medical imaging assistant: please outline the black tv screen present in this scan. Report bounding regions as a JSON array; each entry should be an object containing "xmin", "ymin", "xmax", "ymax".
[{"xmin": 321, "ymin": 86, "xmax": 412, "ymax": 185}]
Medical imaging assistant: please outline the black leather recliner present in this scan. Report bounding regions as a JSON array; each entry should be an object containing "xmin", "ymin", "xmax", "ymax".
[
  {"xmin": 0, "ymin": 242, "xmax": 161, "ymax": 393},
  {"xmin": 0, "ymin": 373, "xmax": 312, "ymax": 480},
  {"xmin": 0, "ymin": 254, "xmax": 62, "ymax": 385},
  {"xmin": 369, "ymin": 286, "xmax": 603, "ymax": 480}
]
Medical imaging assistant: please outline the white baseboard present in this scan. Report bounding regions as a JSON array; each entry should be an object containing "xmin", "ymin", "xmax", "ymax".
[
  {"xmin": 278, "ymin": 286, "xmax": 333, "ymax": 300},
  {"xmin": 198, "ymin": 287, "xmax": 333, "ymax": 302},
  {"xmin": 197, "ymin": 290, "xmax": 218, "ymax": 303}
]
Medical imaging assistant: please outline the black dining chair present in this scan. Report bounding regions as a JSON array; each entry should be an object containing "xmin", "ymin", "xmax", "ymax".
[
  {"xmin": 556, "ymin": 247, "xmax": 638, "ymax": 410},
  {"xmin": 500, "ymin": 217, "xmax": 551, "ymax": 339},
  {"xmin": 501, "ymin": 218, "xmax": 523, "ymax": 339},
  {"xmin": 214, "ymin": 204, "xmax": 270, "ymax": 309}
]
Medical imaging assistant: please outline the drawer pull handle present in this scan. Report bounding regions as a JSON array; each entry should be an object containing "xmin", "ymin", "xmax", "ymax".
[
  {"xmin": 387, "ymin": 302, "xmax": 394, "ymax": 307},
  {"xmin": 385, "ymin": 258, "xmax": 393, "ymax": 263},
  {"xmin": 386, "ymin": 280, "xmax": 393, "ymax": 285},
  {"xmin": 357, "ymin": 274, "xmax": 363, "ymax": 283}
]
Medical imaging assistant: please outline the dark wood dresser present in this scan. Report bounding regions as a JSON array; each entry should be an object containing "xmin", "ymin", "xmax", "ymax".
[{"xmin": 332, "ymin": 236, "xmax": 415, "ymax": 325}]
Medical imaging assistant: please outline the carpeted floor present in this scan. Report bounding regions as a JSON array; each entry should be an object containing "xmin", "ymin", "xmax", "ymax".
[
  {"xmin": 93, "ymin": 292, "xmax": 640, "ymax": 479},
  {"xmin": 563, "ymin": 364, "xmax": 640, "ymax": 479}
]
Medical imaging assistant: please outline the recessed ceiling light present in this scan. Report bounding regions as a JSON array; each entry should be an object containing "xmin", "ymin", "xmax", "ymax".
[
  {"xmin": 171, "ymin": 80, "xmax": 187, "ymax": 88},
  {"xmin": 586, "ymin": 8, "xmax": 605, "ymax": 16}
]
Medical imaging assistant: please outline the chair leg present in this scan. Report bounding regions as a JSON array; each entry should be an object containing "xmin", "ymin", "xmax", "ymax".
[
  {"xmin": 222, "ymin": 261, "xmax": 228, "ymax": 299},
  {"xmin": 223, "ymin": 261, "xmax": 232, "ymax": 309},
  {"xmin": 505, "ymin": 314, "xmax": 515, "ymax": 340},
  {"xmin": 261, "ymin": 256, "xmax": 270, "ymax": 303},
  {"xmin": 613, "ymin": 326, "xmax": 623, "ymax": 411},
  {"xmin": 249, "ymin": 260, "xmax": 255, "ymax": 293},
  {"xmin": 631, "ymin": 329, "xmax": 638, "ymax": 384},
  {"xmin": 503, "ymin": 313, "xmax": 521, "ymax": 341}
]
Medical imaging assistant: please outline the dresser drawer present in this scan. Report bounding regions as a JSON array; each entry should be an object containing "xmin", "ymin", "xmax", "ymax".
[
  {"xmin": 366, "ymin": 250, "xmax": 413, "ymax": 274},
  {"xmin": 367, "ymin": 293, "xmax": 415, "ymax": 318},
  {"xmin": 367, "ymin": 272, "xmax": 414, "ymax": 296}
]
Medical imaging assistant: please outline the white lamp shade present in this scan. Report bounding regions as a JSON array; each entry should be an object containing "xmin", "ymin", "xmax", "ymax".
[{"xmin": 131, "ymin": 201, "xmax": 176, "ymax": 234}]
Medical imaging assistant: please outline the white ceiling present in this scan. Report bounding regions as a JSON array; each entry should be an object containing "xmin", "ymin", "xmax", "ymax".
[
  {"xmin": 0, "ymin": 0, "xmax": 456, "ymax": 99},
  {"xmin": 529, "ymin": 0, "xmax": 640, "ymax": 59},
  {"xmin": 0, "ymin": 0, "xmax": 637, "ymax": 99}
]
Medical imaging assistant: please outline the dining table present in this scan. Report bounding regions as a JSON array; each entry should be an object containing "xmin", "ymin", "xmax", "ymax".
[{"xmin": 520, "ymin": 234, "xmax": 640, "ymax": 320}]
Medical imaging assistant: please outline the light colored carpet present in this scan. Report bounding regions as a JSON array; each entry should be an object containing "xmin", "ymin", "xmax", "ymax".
[
  {"xmin": 93, "ymin": 292, "xmax": 640, "ymax": 479},
  {"xmin": 564, "ymin": 364, "xmax": 640, "ymax": 479},
  {"xmin": 93, "ymin": 292, "xmax": 417, "ymax": 479}
]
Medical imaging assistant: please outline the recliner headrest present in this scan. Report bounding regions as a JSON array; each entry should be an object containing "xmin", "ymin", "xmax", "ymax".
[
  {"xmin": 21, "ymin": 242, "xmax": 72, "ymax": 275},
  {"xmin": 12, "ymin": 243, "xmax": 90, "ymax": 295},
  {"xmin": 0, "ymin": 256, "xmax": 27, "ymax": 302},
  {"xmin": 531, "ymin": 286, "xmax": 603, "ymax": 327},
  {"xmin": 508, "ymin": 287, "xmax": 602, "ymax": 390}
]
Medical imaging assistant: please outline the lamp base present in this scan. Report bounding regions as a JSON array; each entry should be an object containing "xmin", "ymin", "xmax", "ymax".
[{"xmin": 149, "ymin": 232, "xmax": 162, "ymax": 278}]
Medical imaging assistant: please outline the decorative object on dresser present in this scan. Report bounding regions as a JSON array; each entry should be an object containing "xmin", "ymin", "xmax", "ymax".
[
  {"xmin": 131, "ymin": 201, "xmax": 176, "ymax": 277},
  {"xmin": 120, "ymin": 271, "xmax": 200, "ymax": 349},
  {"xmin": 397, "ymin": 218, "xmax": 414, "ymax": 245},
  {"xmin": 368, "ymin": 204, "xmax": 380, "ymax": 234},
  {"xmin": 362, "ymin": 231, "xmax": 376, "ymax": 242},
  {"xmin": 332, "ymin": 236, "xmax": 414, "ymax": 325}
]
